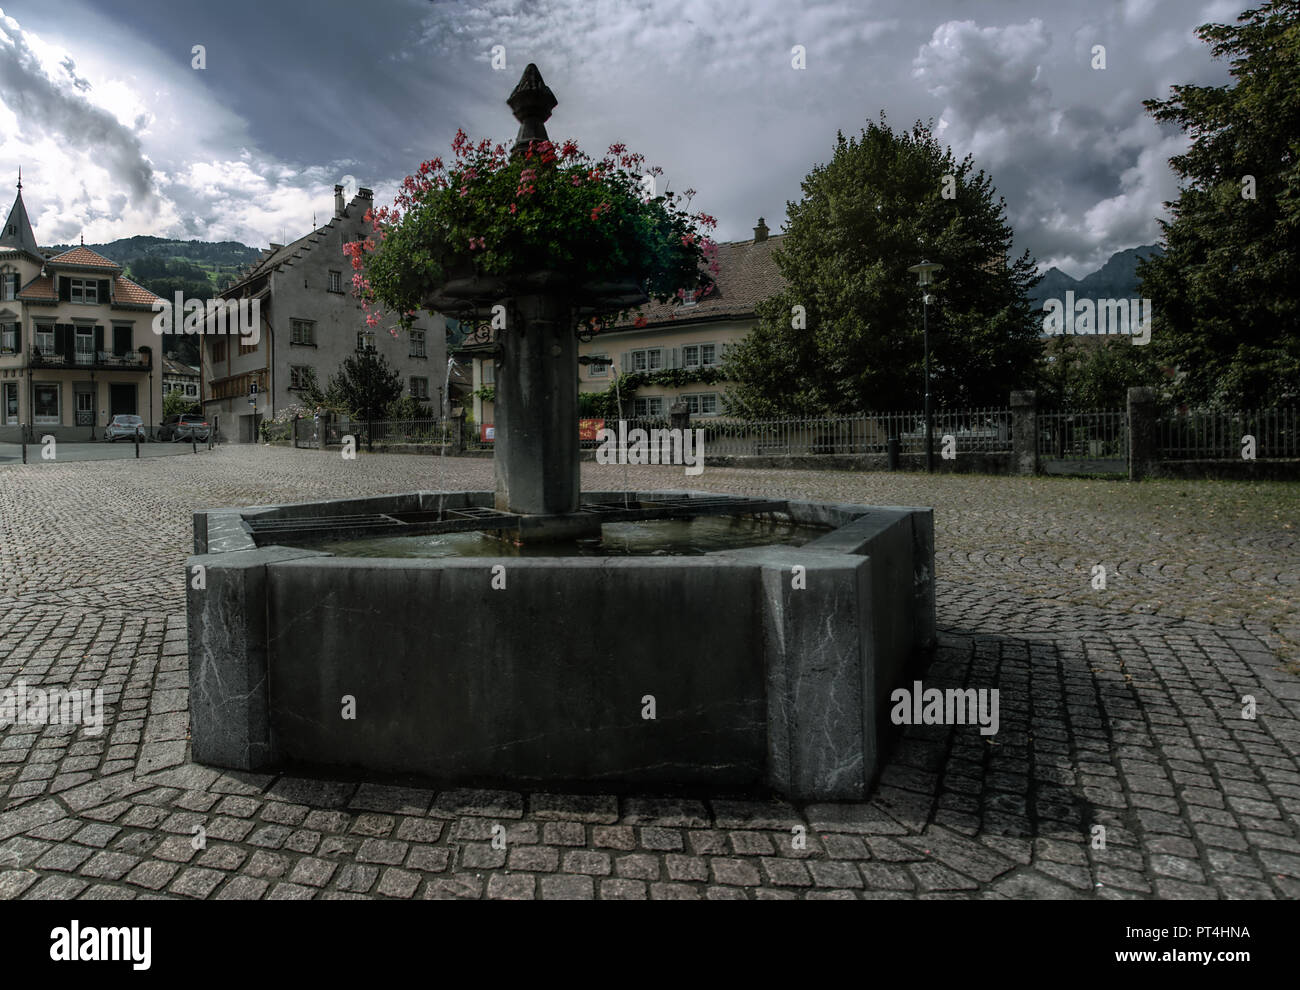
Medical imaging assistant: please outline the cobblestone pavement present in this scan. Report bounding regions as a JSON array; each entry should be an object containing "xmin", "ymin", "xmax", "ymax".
[{"xmin": 0, "ymin": 447, "xmax": 1297, "ymax": 900}]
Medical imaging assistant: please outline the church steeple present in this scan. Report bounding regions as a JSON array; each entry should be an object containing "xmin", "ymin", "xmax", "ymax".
[{"xmin": 0, "ymin": 171, "xmax": 41, "ymax": 259}]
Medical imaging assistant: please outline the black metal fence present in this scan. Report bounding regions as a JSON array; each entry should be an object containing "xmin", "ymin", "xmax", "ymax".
[{"xmin": 1157, "ymin": 408, "xmax": 1299, "ymax": 460}]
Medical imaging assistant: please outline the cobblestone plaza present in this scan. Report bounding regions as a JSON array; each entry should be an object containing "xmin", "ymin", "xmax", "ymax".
[{"xmin": 1, "ymin": 448, "xmax": 1297, "ymax": 899}]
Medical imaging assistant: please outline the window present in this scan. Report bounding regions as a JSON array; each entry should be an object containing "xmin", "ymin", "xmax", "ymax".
[
  {"xmin": 684, "ymin": 393, "xmax": 719, "ymax": 415},
  {"xmin": 588, "ymin": 353, "xmax": 608, "ymax": 377},
  {"xmin": 0, "ymin": 323, "xmax": 15, "ymax": 353},
  {"xmin": 186, "ymin": 384, "xmax": 198, "ymax": 397},
  {"xmin": 290, "ymin": 319, "xmax": 315, "ymax": 345},
  {"xmin": 633, "ymin": 396, "xmax": 664, "ymax": 417},
  {"xmin": 289, "ymin": 365, "xmax": 313, "ymax": 389},
  {"xmin": 1, "ymin": 273, "xmax": 17, "ymax": 300},
  {"xmin": 213, "ymin": 338, "xmax": 227, "ymax": 363},
  {"xmin": 409, "ymin": 329, "xmax": 426, "ymax": 358},
  {"xmin": 75, "ymin": 326, "xmax": 94, "ymax": 365},
  {"xmin": 328, "ymin": 270, "xmax": 343, "ymax": 293},
  {"xmin": 630, "ymin": 348, "xmax": 662, "ymax": 372},
  {"xmin": 682, "ymin": 343, "xmax": 717, "ymax": 368},
  {"xmin": 71, "ymin": 278, "xmax": 98, "ymax": 304},
  {"xmin": 36, "ymin": 325, "xmax": 54, "ymax": 354},
  {"xmin": 34, "ymin": 383, "xmax": 60, "ymax": 423},
  {"xmin": 239, "ymin": 336, "xmax": 257, "ymax": 355},
  {"xmin": 681, "ymin": 291, "xmax": 697, "ymax": 307},
  {"xmin": 410, "ymin": 377, "xmax": 429, "ymax": 400}
]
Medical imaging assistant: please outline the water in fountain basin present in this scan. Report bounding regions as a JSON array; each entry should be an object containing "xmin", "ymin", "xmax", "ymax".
[{"xmin": 296, "ymin": 515, "xmax": 825, "ymax": 559}]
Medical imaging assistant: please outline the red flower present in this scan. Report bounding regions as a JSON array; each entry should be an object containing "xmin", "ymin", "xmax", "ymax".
[
  {"xmin": 509, "ymin": 203, "xmax": 517, "ymax": 214},
  {"xmin": 633, "ymin": 315, "xmax": 648, "ymax": 328}
]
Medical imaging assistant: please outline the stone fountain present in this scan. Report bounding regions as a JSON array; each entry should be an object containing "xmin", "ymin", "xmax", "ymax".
[{"xmin": 186, "ymin": 66, "xmax": 937, "ymax": 800}]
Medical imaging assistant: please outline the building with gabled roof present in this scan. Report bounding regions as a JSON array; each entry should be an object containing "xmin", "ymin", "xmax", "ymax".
[
  {"xmin": 460, "ymin": 218, "xmax": 787, "ymax": 427},
  {"xmin": 201, "ymin": 184, "xmax": 449, "ymax": 442},
  {"xmin": 0, "ymin": 173, "xmax": 164, "ymax": 441}
]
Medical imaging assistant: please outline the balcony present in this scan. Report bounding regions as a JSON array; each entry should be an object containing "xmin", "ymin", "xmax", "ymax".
[{"xmin": 29, "ymin": 350, "xmax": 153, "ymax": 372}]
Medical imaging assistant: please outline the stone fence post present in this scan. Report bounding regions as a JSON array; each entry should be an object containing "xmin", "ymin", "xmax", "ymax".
[
  {"xmin": 1010, "ymin": 390, "xmax": 1038, "ymax": 475},
  {"xmin": 451, "ymin": 411, "xmax": 465, "ymax": 454},
  {"xmin": 1128, "ymin": 386, "xmax": 1157, "ymax": 481}
]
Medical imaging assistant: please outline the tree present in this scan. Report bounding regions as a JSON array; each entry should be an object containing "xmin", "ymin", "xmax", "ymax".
[
  {"xmin": 1039, "ymin": 336, "xmax": 1165, "ymax": 409},
  {"xmin": 1138, "ymin": 0, "xmax": 1300, "ymax": 407},
  {"xmin": 328, "ymin": 348, "xmax": 404, "ymax": 432},
  {"xmin": 162, "ymin": 389, "xmax": 200, "ymax": 417},
  {"xmin": 722, "ymin": 116, "xmax": 1042, "ymax": 416}
]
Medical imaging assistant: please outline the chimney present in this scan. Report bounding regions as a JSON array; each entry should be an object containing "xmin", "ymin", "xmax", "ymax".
[
  {"xmin": 753, "ymin": 217, "xmax": 769, "ymax": 242},
  {"xmin": 357, "ymin": 187, "xmax": 373, "ymax": 201},
  {"xmin": 334, "ymin": 184, "xmax": 345, "ymax": 219}
]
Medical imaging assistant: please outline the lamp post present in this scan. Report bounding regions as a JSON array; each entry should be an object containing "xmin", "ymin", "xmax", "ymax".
[{"xmin": 907, "ymin": 260, "xmax": 943, "ymax": 473}]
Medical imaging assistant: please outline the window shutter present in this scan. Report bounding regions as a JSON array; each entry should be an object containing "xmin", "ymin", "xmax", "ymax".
[
  {"xmin": 99, "ymin": 279, "xmax": 110, "ymax": 302},
  {"xmin": 621, "ymin": 351, "xmax": 630, "ymax": 373},
  {"xmin": 13, "ymin": 322, "xmax": 20, "ymax": 352},
  {"xmin": 670, "ymin": 347, "xmax": 679, "ymax": 369},
  {"xmin": 94, "ymin": 325, "xmax": 104, "ymax": 356},
  {"xmin": 58, "ymin": 277, "xmax": 70, "ymax": 302}
]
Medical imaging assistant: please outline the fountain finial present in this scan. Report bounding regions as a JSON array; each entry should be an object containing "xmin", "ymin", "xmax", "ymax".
[{"xmin": 507, "ymin": 63, "xmax": 557, "ymax": 156}]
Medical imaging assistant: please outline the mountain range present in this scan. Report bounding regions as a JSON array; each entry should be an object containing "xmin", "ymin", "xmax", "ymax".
[{"xmin": 1028, "ymin": 244, "xmax": 1164, "ymax": 310}]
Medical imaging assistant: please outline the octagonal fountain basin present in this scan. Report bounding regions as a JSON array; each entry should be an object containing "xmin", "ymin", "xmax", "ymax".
[{"xmin": 187, "ymin": 490, "xmax": 935, "ymax": 800}]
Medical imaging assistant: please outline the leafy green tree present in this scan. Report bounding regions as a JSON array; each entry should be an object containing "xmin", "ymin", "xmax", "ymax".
[
  {"xmin": 1138, "ymin": 0, "xmax": 1300, "ymax": 406},
  {"xmin": 328, "ymin": 348, "xmax": 404, "ymax": 423},
  {"xmin": 162, "ymin": 389, "xmax": 200, "ymax": 417},
  {"xmin": 723, "ymin": 116, "xmax": 1042, "ymax": 416},
  {"xmin": 1039, "ymin": 336, "xmax": 1165, "ymax": 409}
]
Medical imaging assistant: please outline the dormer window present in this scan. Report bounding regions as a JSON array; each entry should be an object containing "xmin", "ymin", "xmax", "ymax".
[{"xmin": 71, "ymin": 278, "xmax": 98, "ymax": 304}]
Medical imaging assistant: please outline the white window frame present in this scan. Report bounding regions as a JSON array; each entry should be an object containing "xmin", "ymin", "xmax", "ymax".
[
  {"xmin": 2, "ymin": 381, "xmax": 18, "ymax": 425},
  {"xmin": 71, "ymin": 278, "xmax": 98, "ymax": 304},
  {"xmin": 631, "ymin": 348, "xmax": 663, "ymax": 372},
  {"xmin": 0, "ymin": 323, "xmax": 15, "ymax": 353},
  {"xmin": 289, "ymin": 365, "xmax": 312, "ymax": 389},
  {"xmin": 410, "ymin": 329, "xmax": 426, "ymax": 358},
  {"xmin": 328, "ymin": 270, "xmax": 343, "ymax": 293},
  {"xmin": 699, "ymin": 392, "xmax": 719, "ymax": 415},
  {"xmin": 1, "ymin": 272, "xmax": 17, "ymax": 301},
  {"xmin": 36, "ymin": 325, "xmax": 54, "ymax": 354},
  {"xmin": 633, "ymin": 396, "xmax": 664, "ymax": 417},
  {"xmin": 33, "ymin": 382, "xmax": 60, "ymax": 424},
  {"xmin": 75, "ymin": 326, "xmax": 94, "ymax": 365},
  {"xmin": 410, "ymin": 376, "xmax": 429, "ymax": 400},
  {"xmin": 588, "ymin": 352, "xmax": 608, "ymax": 377}
]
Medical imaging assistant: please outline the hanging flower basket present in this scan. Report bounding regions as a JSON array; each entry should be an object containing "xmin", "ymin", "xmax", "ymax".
[{"xmin": 345, "ymin": 131, "xmax": 721, "ymax": 334}]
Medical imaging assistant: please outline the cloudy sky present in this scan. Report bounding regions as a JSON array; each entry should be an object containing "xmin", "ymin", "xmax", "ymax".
[{"xmin": 0, "ymin": 0, "xmax": 1242, "ymax": 276}]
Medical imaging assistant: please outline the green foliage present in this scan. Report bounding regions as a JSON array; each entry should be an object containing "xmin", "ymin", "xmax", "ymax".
[
  {"xmin": 475, "ymin": 385, "xmax": 496, "ymax": 404},
  {"xmin": 162, "ymin": 389, "xmax": 200, "ymax": 417},
  {"xmin": 327, "ymin": 349, "xmax": 404, "ymax": 420},
  {"xmin": 1039, "ymin": 337, "xmax": 1165, "ymax": 409},
  {"xmin": 1138, "ymin": 0, "xmax": 1300, "ymax": 406},
  {"xmin": 385, "ymin": 395, "xmax": 436, "ymax": 419},
  {"xmin": 722, "ymin": 116, "xmax": 1042, "ymax": 416},
  {"xmin": 577, "ymin": 367, "xmax": 724, "ymax": 418}
]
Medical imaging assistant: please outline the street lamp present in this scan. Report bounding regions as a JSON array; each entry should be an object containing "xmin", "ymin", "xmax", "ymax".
[{"xmin": 907, "ymin": 260, "xmax": 943, "ymax": 473}]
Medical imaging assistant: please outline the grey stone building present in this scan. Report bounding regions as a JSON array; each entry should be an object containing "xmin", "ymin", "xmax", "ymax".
[{"xmin": 202, "ymin": 185, "xmax": 448, "ymax": 442}]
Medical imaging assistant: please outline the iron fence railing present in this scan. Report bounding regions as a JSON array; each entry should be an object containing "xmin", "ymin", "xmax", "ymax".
[
  {"xmin": 687, "ymin": 409, "xmax": 1012, "ymax": 457},
  {"xmin": 1157, "ymin": 408, "xmax": 1299, "ymax": 459},
  {"xmin": 1038, "ymin": 409, "xmax": 1129, "ymax": 461}
]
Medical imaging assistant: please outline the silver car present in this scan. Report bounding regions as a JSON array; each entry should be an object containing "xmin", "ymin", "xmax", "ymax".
[{"xmin": 105, "ymin": 414, "xmax": 146, "ymax": 442}]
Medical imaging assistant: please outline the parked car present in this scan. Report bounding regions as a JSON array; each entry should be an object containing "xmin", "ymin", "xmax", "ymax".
[
  {"xmin": 105, "ymin": 414, "xmax": 146, "ymax": 442},
  {"xmin": 158, "ymin": 413, "xmax": 211, "ymax": 442}
]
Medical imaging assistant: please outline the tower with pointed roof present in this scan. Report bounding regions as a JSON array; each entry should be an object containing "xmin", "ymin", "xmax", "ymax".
[{"xmin": 0, "ymin": 173, "xmax": 165, "ymax": 442}]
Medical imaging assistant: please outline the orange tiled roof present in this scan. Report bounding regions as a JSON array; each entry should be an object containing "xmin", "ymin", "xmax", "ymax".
[
  {"xmin": 113, "ymin": 275, "xmax": 162, "ymax": 306},
  {"xmin": 47, "ymin": 245, "xmax": 121, "ymax": 270},
  {"xmin": 17, "ymin": 274, "xmax": 56, "ymax": 301}
]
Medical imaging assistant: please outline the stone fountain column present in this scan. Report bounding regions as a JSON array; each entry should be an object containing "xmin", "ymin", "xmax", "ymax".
[{"xmin": 494, "ymin": 292, "xmax": 580, "ymax": 515}]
